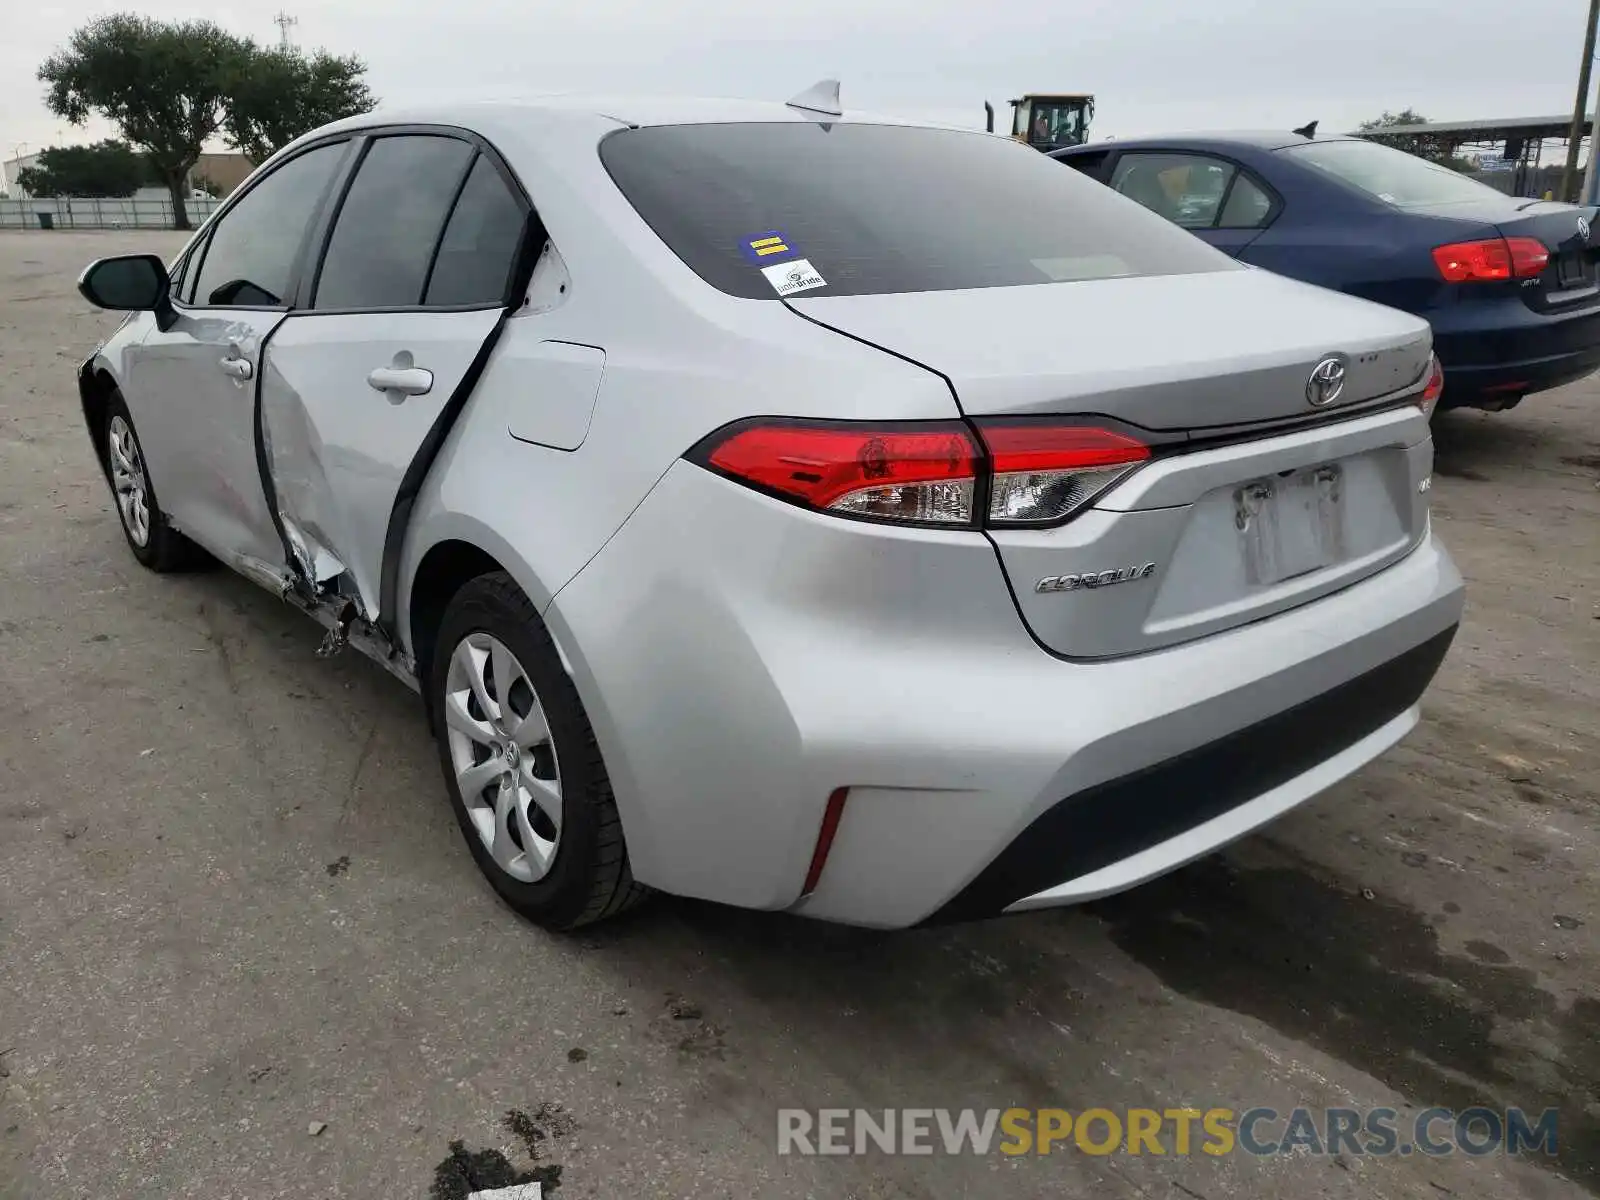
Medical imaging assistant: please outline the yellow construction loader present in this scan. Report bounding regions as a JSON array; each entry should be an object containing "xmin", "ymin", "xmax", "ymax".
[{"xmin": 985, "ymin": 94, "xmax": 1095, "ymax": 151}]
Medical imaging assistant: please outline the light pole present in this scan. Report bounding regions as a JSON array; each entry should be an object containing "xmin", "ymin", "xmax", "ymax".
[
  {"xmin": 1584, "ymin": 50, "xmax": 1600, "ymax": 206},
  {"xmin": 1563, "ymin": 0, "xmax": 1600, "ymax": 202}
]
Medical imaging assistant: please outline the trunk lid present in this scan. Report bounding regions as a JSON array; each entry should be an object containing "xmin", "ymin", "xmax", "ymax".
[
  {"xmin": 790, "ymin": 272, "xmax": 1435, "ymax": 658},
  {"xmin": 1490, "ymin": 200, "xmax": 1598, "ymax": 312},
  {"xmin": 788, "ymin": 269, "xmax": 1431, "ymax": 428},
  {"xmin": 1406, "ymin": 197, "xmax": 1600, "ymax": 313}
]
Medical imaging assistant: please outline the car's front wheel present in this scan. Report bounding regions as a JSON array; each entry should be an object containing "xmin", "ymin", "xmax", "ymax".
[
  {"xmin": 103, "ymin": 394, "xmax": 204, "ymax": 571},
  {"xmin": 429, "ymin": 571, "xmax": 648, "ymax": 929}
]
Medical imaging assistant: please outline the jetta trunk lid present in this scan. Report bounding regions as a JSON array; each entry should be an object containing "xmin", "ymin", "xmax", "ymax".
[
  {"xmin": 1405, "ymin": 198, "xmax": 1600, "ymax": 314},
  {"xmin": 787, "ymin": 269, "xmax": 1431, "ymax": 428}
]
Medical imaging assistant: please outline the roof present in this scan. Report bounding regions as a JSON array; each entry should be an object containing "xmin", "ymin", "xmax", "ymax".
[
  {"xmin": 267, "ymin": 93, "xmax": 1012, "ymax": 179},
  {"xmin": 1350, "ymin": 114, "xmax": 1590, "ymax": 141},
  {"xmin": 317, "ymin": 94, "xmax": 980, "ymax": 135},
  {"xmin": 1054, "ymin": 130, "xmax": 1325, "ymax": 154}
]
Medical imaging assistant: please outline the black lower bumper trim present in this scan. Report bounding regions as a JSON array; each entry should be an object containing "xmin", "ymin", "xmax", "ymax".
[{"xmin": 927, "ymin": 624, "xmax": 1458, "ymax": 925}]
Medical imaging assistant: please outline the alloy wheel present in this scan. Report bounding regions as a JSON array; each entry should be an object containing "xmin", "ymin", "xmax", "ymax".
[
  {"xmin": 107, "ymin": 415, "xmax": 151, "ymax": 547},
  {"xmin": 443, "ymin": 632, "xmax": 563, "ymax": 882}
]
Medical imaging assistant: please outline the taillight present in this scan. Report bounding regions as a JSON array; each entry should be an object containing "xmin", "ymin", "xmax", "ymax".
[
  {"xmin": 702, "ymin": 420, "xmax": 979, "ymax": 525},
  {"xmin": 1419, "ymin": 353, "xmax": 1444, "ymax": 417},
  {"xmin": 1507, "ymin": 237, "xmax": 1551, "ymax": 276},
  {"xmin": 976, "ymin": 422, "xmax": 1151, "ymax": 526},
  {"xmin": 691, "ymin": 418, "xmax": 1151, "ymax": 529},
  {"xmin": 1432, "ymin": 237, "xmax": 1548, "ymax": 282}
]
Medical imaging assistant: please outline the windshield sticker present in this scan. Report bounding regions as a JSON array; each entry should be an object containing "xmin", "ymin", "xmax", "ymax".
[
  {"xmin": 760, "ymin": 258, "xmax": 826, "ymax": 297},
  {"xmin": 743, "ymin": 231, "xmax": 794, "ymax": 261}
]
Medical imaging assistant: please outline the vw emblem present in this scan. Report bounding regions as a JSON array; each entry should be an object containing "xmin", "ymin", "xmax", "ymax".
[
  {"xmin": 1580, "ymin": 217, "xmax": 1591, "ymax": 242},
  {"xmin": 1306, "ymin": 356, "xmax": 1348, "ymax": 408}
]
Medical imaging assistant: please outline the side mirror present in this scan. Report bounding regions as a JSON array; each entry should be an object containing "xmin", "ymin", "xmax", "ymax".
[{"xmin": 77, "ymin": 254, "xmax": 170, "ymax": 312}]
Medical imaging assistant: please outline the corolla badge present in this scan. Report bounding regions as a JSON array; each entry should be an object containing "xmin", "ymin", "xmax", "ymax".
[
  {"xmin": 1035, "ymin": 563, "xmax": 1157, "ymax": 593},
  {"xmin": 1306, "ymin": 356, "xmax": 1348, "ymax": 408}
]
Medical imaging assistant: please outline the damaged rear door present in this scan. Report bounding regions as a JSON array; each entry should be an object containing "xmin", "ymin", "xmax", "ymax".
[{"xmin": 259, "ymin": 130, "xmax": 532, "ymax": 637}]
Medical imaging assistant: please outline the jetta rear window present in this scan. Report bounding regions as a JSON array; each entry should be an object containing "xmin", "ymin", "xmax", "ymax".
[
  {"xmin": 1282, "ymin": 138, "xmax": 1505, "ymax": 208},
  {"xmin": 600, "ymin": 122, "xmax": 1234, "ymax": 299}
]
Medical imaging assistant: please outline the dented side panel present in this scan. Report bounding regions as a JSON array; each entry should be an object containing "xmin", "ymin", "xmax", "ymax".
[
  {"xmin": 258, "ymin": 308, "xmax": 505, "ymax": 620},
  {"xmin": 123, "ymin": 309, "xmax": 289, "ymax": 570}
]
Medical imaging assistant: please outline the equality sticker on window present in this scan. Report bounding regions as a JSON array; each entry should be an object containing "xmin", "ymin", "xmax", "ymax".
[
  {"xmin": 760, "ymin": 258, "xmax": 826, "ymax": 296},
  {"xmin": 743, "ymin": 231, "xmax": 795, "ymax": 261}
]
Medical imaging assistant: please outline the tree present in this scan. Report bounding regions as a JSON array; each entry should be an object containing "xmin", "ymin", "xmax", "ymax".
[
  {"xmin": 224, "ymin": 46, "xmax": 376, "ymax": 167},
  {"xmin": 13, "ymin": 139, "xmax": 155, "ymax": 197},
  {"xmin": 1357, "ymin": 110, "xmax": 1476, "ymax": 173},
  {"xmin": 38, "ymin": 15, "xmax": 248, "ymax": 229}
]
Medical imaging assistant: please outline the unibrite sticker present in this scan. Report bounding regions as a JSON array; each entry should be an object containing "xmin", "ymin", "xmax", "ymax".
[{"xmin": 760, "ymin": 258, "xmax": 826, "ymax": 296}]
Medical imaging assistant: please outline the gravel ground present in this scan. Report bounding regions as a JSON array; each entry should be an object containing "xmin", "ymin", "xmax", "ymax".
[{"xmin": 0, "ymin": 230, "xmax": 1595, "ymax": 1200}]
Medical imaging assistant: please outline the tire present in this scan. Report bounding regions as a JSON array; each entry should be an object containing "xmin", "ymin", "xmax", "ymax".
[
  {"xmin": 102, "ymin": 393, "xmax": 206, "ymax": 572},
  {"xmin": 429, "ymin": 571, "xmax": 649, "ymax": 930}
]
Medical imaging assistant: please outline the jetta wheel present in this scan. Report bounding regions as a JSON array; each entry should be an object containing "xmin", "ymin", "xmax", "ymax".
[
  {"xmin": 102, "ymin": 394, "xmax": 204, "ymax": 572},
  {"xmin": 430, "ymin": 571, "xmax": 649, "ymax": 929}
]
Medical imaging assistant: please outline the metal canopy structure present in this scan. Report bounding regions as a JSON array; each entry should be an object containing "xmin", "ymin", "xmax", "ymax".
[
  {"xmin": 1349, "ymin": 115, "xmax": 1590, "ymax": 143},
  {"xmin": 1349, "ymin": 115, "xmax": 1595, "ymax": 200}
]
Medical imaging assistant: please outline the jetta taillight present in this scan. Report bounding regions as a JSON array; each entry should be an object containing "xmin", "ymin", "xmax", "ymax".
[
  {"xmin": 692, "ymin": 418, "xmax": 1151, "ymax": 529},
  {"xmin": 1432, "ymin": 237, "xmax": 1548, "ymax": 282}
]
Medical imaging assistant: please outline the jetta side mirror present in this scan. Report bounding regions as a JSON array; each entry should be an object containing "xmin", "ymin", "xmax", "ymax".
[{"xmin": 78, "ymin": 254, "xmax": 170, "ymax": 312}]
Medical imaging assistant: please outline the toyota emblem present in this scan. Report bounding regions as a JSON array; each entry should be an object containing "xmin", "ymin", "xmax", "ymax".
[
  {"xmin": 1306, "ymin": 356, "xmax": 1348, "ymax": 408},
  {"xmin": 1580, "ymin": 217, "xmax": 1591, "ymax": 242}
]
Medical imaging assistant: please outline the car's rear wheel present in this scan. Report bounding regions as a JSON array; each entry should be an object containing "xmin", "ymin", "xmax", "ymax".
[
  {"xmin": 429, "ymin": 571, "xmax": 648, "ymax": 929},
  {"xmin": 103, "ymin": 395, "xmax": 204, "ymax": 571}
]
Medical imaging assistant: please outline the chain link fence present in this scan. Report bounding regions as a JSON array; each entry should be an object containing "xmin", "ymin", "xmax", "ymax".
[
  {"xmin": 0, "ymin": 196, "xmax": 222, "ymax": 230},
  {"xmin": 1464, "ymin": 164, "xmax": 1566, "ymax": 201}
]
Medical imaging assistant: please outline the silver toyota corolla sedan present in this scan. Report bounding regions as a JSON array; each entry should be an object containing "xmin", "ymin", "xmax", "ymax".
[{"xmin": 74, "ymin": 92, "xmax": 1464, "ymax": 930}]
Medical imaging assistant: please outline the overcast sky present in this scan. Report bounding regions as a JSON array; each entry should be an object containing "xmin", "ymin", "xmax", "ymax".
[{"xmin": 2, "ymin": 0, "xmax": 1593, "ymax": 158}]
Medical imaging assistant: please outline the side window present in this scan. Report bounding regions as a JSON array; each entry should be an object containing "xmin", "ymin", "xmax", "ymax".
[
  {"xmin": 1059, "ymin": 150, "xmax": 1111, "ymax": 180},
  {"xmin": 424, "ymin": 156, "xmax": 526, "ymax": 306},
  {"xmin": 1111, "ymin": 152, "xmax": 1235, "ymax": 229},
  {"xmin": 169, "ymin": 244, "xmax": 194, "ymax": 301},
  {"xmin": 313, "ymin": 135, "xmax": 475, "ymax": 310},
  {"xmin": 190, "ymin": 143, "xmax": 345, "ymax": 307},
  {"xmin": 1219, "ymin": 173, "xmax": 1275, "ymax": 229},
  {"xmin": 175, "ymin": 231, "xmax": 216, "ymax": 303}
]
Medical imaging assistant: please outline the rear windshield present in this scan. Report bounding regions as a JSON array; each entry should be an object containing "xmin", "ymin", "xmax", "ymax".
[
  {"xmin": 600, "ymin": 122, "xmax": 1234, "ymax": 299},
  {"xmin": 1282, "ymin": 139, "xmax": 1505, "ymax": 208}
]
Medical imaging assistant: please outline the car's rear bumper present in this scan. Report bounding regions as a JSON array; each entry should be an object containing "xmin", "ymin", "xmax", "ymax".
[
  {"xmin": 548, "ymin": 461, "xmax": 1465, "ymax": 929},
  {"xmin": 932, "ymin": 624, "xmax": 1454, "ymax": 922},
  {"xmin": 1432, "ymin": 301, "xmax": 1600, "ymax": 404}
]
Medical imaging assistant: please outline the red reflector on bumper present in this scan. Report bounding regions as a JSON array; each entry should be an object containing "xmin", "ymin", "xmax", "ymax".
[{"xmin": 802, "ymin": 788, "xmax": 850, "ymax": 896}]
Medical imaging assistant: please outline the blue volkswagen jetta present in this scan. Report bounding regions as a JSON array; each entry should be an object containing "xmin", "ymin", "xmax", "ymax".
[{"xmin": 1053, "ymin": 132, "xmax": 1600, "ymax": 411}]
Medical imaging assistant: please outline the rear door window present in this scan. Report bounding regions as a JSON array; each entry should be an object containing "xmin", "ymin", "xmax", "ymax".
[
  {"xmin": 313, "ymin": 134, "xmax": 476, "ymax": 310},
  {"xmin": 600, "ymin": 123, "xmax": 1232, "ymax": 299},
  {"xmin": 423, "ymin": 155, "xmax": 527, "ymax": 306},
  {"xmin": 1110, "ymin": 152, "xmax": 1236, "ymax": 229}
]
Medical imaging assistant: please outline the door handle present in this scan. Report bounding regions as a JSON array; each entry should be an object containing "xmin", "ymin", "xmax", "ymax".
[
  {"xmin": 218, "ymin": 356, "xmax": 253, "ymax": 380},
  {"xmin": 366, "ymin": 366, "xmax": 433, "ymax": 397}
]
